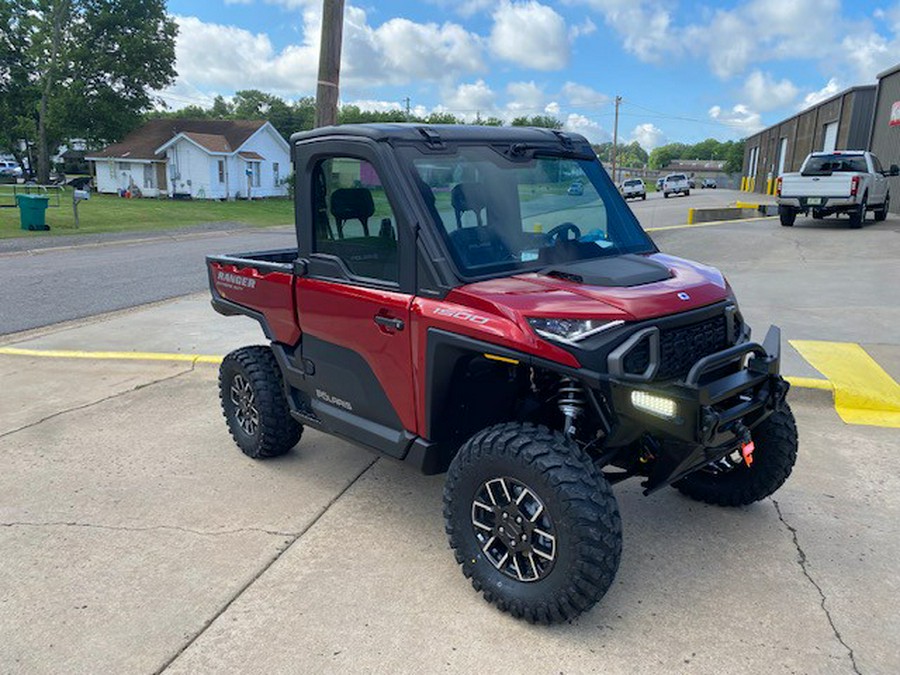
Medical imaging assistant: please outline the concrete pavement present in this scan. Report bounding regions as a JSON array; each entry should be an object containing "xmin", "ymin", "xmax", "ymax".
[{"xmin": 1, "ymin": 208, "xmax": 897, "ymax": 673}]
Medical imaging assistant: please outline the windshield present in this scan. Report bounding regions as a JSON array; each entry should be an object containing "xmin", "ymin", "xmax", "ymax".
[
  {"xmin": 408, "ymin": 146, "xmax": 655, "ymax": 277},
  {"xmin": 802, "ymin": 154, "xmax": 868, "ymax": 174}
]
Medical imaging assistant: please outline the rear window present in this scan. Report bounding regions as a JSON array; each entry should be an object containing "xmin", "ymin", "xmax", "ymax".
[
  {"xmin": 624, "ymin": 179, "xmax": 642, "ymax": 186},
  {"xmin": 802, "ymin": 154, "xmax": 867, "ymax": 174},
  {"xmin": 666, "ymin": 174, "xmax": 686, "ymax": 181}
]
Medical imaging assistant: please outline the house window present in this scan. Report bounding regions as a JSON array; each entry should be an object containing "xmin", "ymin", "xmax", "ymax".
[
  {"xmin": 117, "ymin": 161, "xmax": 130, "ymax": 172},
  {"xmin": 143, "ymin": 164, "xmax": 156, "ymax": 189},
  {"xmin": 273, "ymin": 162, "xmax": 280, "ymax": 185},
  {"xmin": 249, "ymin": 161, "xmax": 261, "ymax": 187},
  {"xmin": 218, "ymin": 160, "xmax": 225, "ymax": 183}
]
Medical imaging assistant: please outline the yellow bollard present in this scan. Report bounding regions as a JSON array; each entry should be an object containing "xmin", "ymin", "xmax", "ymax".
[{"xmin": 688, "ymin": 208, "xmax": 695, "ymax": 225}]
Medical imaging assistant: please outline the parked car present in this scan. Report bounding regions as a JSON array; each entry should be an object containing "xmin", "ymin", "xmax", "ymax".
[
  {"xmin": 208, "ymin": 124, "xmax": 796, "ymax": 625},
  {"xmin": 620, "ymin": 178, "xmax": 646, "ymax": 200},
  {"xmin": 567, "ymin": 181, "xmax": 584, "ymax": 196},
  {"xmin": 688, "ymin": 178, "xmax": 696, "ymax": 189},
  {"xmin": 656, "ymin": 177, "xmax": 664, "ymax": 191},
  {"xmin": 702, "ymin": 178, "xmax": 717, "ymax": 189},
  {"xmin": 776, "ymin": 151, "xmax": 897, "ymax": 228},
  {"xmin": 662, "ymin": 173, "xmax": 690, "ymax": 198},
  {"xmin": 0, "ymin": 160, "xmax": 22, "ymax": 177}
]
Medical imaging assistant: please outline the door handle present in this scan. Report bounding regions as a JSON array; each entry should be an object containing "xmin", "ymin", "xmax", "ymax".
[{"xmin": 374, "ymin": 315, "xmax": 405, "ymax": 331}]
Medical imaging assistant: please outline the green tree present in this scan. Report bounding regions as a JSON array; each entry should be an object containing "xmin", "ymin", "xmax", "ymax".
[
  {"xmin": 0, "ymin": 0, "xmax": 38, "ymax": 172},
  {"xmin": 2, "ymin": 0, "xmax": 178, "ymax": 182},
  {"xmin": 510, "ymin": 115, "xmax": 562, "ymax": 129}
]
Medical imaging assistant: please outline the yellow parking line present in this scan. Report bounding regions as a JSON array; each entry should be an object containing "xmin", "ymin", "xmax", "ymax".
[
  {"xmin": 791, "ymin": 340, "xmax": 900, "ymax": 428},
  {"xmin": 0, "ymin": 346, "xmax": 223, "ymax": 365},
  {"xmin": 645, "ymin": 215, "xmax": 776, "ymax": 232},
  {"xmin": 785, "ymin": 376, "xmax": 833, "ymax": 392}
]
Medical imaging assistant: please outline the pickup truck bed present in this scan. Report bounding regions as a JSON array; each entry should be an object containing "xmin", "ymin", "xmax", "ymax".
[{"xmin": 208, "ymin": 250, "xmax": 300, "ymax": 345}]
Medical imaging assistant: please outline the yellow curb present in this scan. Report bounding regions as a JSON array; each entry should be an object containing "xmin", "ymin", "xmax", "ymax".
[
  {"xmin": 791, "ymin": 340, "xmax": 900, "ymax": 429},
  {"xmin": 0, "ymin": 346, "xmax": 223, "ymax": 365}
]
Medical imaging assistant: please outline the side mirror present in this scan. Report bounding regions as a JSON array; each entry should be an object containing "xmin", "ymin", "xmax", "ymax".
[{"xmin": 890, "ymin": 164, "xmax": 899, "ymax": 177}]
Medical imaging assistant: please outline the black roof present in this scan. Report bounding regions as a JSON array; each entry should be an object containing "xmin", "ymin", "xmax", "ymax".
[{"xmin": 290, "ymin": 123, "xmax": 589, "ymax": 148}]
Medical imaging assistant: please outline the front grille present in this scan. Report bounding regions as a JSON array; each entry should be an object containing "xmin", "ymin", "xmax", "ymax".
[{"xmin": 623, "ymin": 314, "xmax": 728, "ymax": 381}]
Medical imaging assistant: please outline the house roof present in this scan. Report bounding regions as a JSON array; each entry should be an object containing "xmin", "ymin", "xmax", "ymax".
[
  {"xmin": 183, "ymin": 132, "xmax": 232, "ymax": 153},
  {"xmin": 238, "ymin": 150, "xmax": 265, "ymax": 160},
  {"xmin": 87, "ymin": 119, "xmax": 268, "ymax": 160}
]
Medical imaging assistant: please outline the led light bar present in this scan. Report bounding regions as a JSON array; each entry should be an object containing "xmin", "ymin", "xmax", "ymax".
[{"xmin": 630, "ymin": 391, "xmax": 677, "ymax": 420}]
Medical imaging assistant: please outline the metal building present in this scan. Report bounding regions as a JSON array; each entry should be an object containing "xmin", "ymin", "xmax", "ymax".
[
  {"xmin": 740, "ymin": 85, "xmax": 876, "ymax": 194},
  {"xmin": 869, "ymin": 64, "xmax": 900, "ymax": 214}
]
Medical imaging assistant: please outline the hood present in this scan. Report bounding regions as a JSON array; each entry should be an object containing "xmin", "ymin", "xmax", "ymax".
[{"xmin": 447, "ymin": 253, "xmax": 729, "ymax": 322}]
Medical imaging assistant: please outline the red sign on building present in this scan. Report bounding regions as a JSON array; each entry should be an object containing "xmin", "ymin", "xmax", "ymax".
[{"xmin": 891, "ymin": 101, "xmax": 900, "ymax": 127}]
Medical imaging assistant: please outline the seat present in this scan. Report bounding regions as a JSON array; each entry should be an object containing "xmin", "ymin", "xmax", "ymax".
[
  {"xmin": 451, "ymin": 183, "xmax": 487, "ymax": 229},
  {"xmin": 448, "ymin": 226, "xmax": 512, "ymax": 269},
  {"xmin": 330, "ymin": 188, "xmax": 375, "ymax": 239}
]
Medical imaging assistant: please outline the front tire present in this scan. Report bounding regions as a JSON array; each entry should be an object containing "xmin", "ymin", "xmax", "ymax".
[
  {"xmin": 219, "ymin": 346, "xmax": 302, "ymax": 459},
  {"xmin": 674, "ymin": 405, "xmax": 798, "ymax": 506},
  {"xmin": 444, "ymin": 423, "xmax": 622, "ymax": 624}
]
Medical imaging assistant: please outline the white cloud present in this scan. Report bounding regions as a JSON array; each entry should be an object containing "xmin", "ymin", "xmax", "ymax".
[
  {"xmin": 839, "ymin": 31, "xmax": 900, "ymax": 82},
  {"xmin": 166, "ymin": 9, "xmax": 485, "ymax": 102},
  {"xmin": 742, "ymin": 70, "xmax": 798, "ymax": 112},
  {"xmin": 798, "ymin": 78, "xmax": 842, "ymax": 111},
  {"xmin": 708, "ymin": 104, "xmax": 763, "ymax": 134},
  {"xmin": 630, "ymin": 123, "xmax": 666, "ymax": 151},
  {"xmin": 569, "ymin": 17, "xmax": 597, "ymax": 39},
  {"xmin": 579, "ymin": 0, "xmax": 676, "ymax": 62},
  {"xmin": 563, "ymin": 113, "xmax": 610, "ymax": 143},
  {"xmin": 442, "ymin": 80, "xmax": 497, "ymax": 118},
  {"xmin": 490, "ymin": 1, "xmax": 570, "ymax": 70},
  {"xmin": 544, "ymin": 101, "xmax": 561, "ymax": 116},
  {"xmin": 561, "ymin": 82, "xmax": 609, "ymax": 108},
  {"xmin": 505, "ymin": 81, "xmax": 547, "ymax": 113}
]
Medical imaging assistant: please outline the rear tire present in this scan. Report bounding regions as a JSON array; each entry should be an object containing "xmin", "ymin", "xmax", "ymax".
[
  {"xmin": 219, "ymin": 346, "xmax": 302, "ymax": 459},
  {"xmin": 849, "ymin": 195, "xmax": 867, "ymax": 228},
  {"xmin": 444, "ymin": 422, "xmax": 622, "ymax": 624},
  {"xmin": 664, "ymin": 192, "xmax": 669, "ymax": 199},
  {"xmin": 874, "ymin": 194, "xmax": 889, "ymax": 222},
  {"xmin": 674, "ymin": 405, "xmax": 798, "ymax": 506},
  {"xmin": 779, "ymin": 206, "xmax": 796, "ymax": 227},
  {"xmin": 684, "ymin": 190, "xmax": 690, "ymax": 196}
]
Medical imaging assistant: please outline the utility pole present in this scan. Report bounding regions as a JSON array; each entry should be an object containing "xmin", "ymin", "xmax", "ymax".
[
  {"xmin": 611, "ymin": 95, "xmax": 622, "ymax": 184},
  {"xmin": 404, "ymin": 97, "xmax": 411, "ymax": 121},
  {"xmin": 315, "ymin": 0, "xmax": 345, "ymax": 128}
]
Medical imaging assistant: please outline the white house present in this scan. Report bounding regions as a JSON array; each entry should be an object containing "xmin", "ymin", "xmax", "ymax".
[{"xmin": 86, "ymin": 119, "xmax": 290, "ymax": 199}]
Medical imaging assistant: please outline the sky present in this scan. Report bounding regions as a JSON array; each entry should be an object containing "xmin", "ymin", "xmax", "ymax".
[{"xmin": 161, "ymin": 0, "xmax": 900, "ymax": 150}]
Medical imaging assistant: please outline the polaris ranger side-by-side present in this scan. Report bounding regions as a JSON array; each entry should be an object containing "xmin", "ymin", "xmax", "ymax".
[{"xmin": 207, "ymin": 125, "xmax": 797, "ymax": 624}]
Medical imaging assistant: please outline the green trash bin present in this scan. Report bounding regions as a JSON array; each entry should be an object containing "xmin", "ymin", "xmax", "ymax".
[{"xmin": 16, "ymin": 194, "xmax": 51, "ymax": 231}]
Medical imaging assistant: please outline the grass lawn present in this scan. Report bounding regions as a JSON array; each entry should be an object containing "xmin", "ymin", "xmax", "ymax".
[{"xmin": 0, "ymin": 191, "xmax": 294, "ymax": 239}]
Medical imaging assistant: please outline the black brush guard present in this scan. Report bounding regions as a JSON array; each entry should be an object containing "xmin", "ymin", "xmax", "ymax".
[{"xmin": 607, "ymin": 326, "xmax": 789, "ymax": 494}]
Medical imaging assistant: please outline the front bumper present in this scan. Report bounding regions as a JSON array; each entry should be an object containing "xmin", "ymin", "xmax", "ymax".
[{"xmin": 607, "ymin": 325, "xmax": 789, "ymax": 494}]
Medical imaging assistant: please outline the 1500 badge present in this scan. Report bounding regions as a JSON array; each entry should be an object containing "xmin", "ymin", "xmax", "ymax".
[{"xmin": 433, "ymin": 307, "xmax": 489, "ymax": 325}]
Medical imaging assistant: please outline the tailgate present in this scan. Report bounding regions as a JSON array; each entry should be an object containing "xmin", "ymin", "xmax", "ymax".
[{"xmin": 781, "ymin": 174, "xmax": 852, "ymax": 198}]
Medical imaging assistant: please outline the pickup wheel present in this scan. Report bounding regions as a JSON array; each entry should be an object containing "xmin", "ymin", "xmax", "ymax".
[
  {"xmin": 219, "ymin": 346, "xmax": 302, "ymax": 459},
  {"xmin": 444, "ymin": 422, "xmax": 621, "ymax": 624},
  {"xmin": 778, "ymin": 206, "xmax": 796, "ymax": 227},
  {"xmin": 848, "ymin": 195, "xmax": 867, "ymax": 229},
  {"xmin": 684, "ymin": 189, "xmax": 690, "ymax": 196},
  {"xmin": 674, "ymin": 405, "xmax": 798, "ymax": 507},
  {"xmin": 874, "ymin": 194, "xmax": 889, "ymax": 222}
]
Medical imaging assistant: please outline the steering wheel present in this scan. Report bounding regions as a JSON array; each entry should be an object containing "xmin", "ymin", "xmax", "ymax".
[{"xmin": 547, "ymin": 222, "xmax": 582, "ymax": 243}]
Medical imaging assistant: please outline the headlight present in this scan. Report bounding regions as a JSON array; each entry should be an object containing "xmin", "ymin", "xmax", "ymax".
[{"xmin": 527, "ymin": 317, "xmax": 624, "ymax": 345}]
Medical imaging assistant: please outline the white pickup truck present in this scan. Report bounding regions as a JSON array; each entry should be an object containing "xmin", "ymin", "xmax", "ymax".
[{"xmin": 776, "ymin": 151, "xmax": 898, "ymax": 228}]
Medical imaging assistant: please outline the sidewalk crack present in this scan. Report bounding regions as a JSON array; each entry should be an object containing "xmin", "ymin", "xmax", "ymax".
[
  {"xmin": 0, "ymin": 521, "xmax": 298, "ymax": 538},
  {"xmin": 772, "ymin": 498, "xmax": 861, "ymax": 674},
  {"xmin": 0, "ymin": 366, "xmax": 194, "ymax": 441}
]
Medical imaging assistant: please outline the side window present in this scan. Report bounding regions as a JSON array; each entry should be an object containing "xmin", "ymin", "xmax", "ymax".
[
  {"xmin": 871, "ymin": 155, "xmax": 883, "ymax": 174},
  {"xmin": 312, "ymin": 157, "xmax": 399, "ymax": 283}
]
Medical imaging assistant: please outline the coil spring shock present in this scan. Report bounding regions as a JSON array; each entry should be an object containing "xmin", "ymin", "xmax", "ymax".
[{"xmin": 558, "ymin": 377, "xmax": 586, "ymax": 439}]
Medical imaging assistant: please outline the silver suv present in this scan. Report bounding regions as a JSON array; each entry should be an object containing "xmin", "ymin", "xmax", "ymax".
[{"xmin": 663, "ymin": 173, "xmax": 690, "ymax": 198}]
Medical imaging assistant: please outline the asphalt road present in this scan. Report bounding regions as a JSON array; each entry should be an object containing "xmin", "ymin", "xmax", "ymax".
[{"xmin": 0, "ymin": 189, "xmax": 758, "ymax": 335}]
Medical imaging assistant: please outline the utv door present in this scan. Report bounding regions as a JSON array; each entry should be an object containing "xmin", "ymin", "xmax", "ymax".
[{"xmin": 293, "ymin": 148, "xmax": 417, "ymax": 458}]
